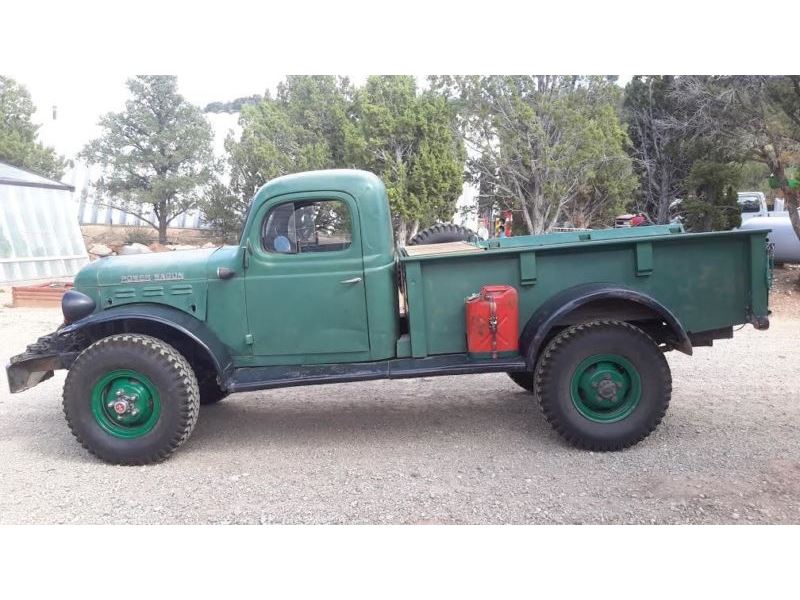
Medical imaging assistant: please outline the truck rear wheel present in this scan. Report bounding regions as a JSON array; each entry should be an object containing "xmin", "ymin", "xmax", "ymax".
[
  {"xmin": 408, "ymin": 223, "xmax": 477, "ymax": 245},
  {"xmin": 62, "ymin": 334, "xmax": 200, "ymax": 465},
  {"xmin": 534, "ymin": 320, "xmax": 671, "ymax": 450},
  {"xmin": 507, "ymin": 371, "xmax": 534, "ymax": 392}
]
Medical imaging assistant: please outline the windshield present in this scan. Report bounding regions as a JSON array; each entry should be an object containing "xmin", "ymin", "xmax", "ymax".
[{"xmin": 739, "ymin": 199, "xmax": 761, "ymax": 213}]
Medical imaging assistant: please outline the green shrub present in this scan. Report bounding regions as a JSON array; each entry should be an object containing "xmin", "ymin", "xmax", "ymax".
[{"xmin": 124, "ymin": 227, "xmax": 155, "ymax": 245}]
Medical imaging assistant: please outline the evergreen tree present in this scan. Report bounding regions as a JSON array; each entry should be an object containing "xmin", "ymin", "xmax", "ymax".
[
  {"xmin": 81, "ymin": 76, "xmax": 217, "ymax": 243},
  {"xmin": 0, "ymin": 75, "xmax": 65, "ymax": 179},
  {"xmin": 681, "ymin": 160, "xmax": 742, "ymax": 231},
  {"xmin": 205, "ymin": 76, "xmax": 465, "ymax": 244},
  {"xmin": 622, "ymin": 76, "xmax": 691, "ymax": 223},
  {"xmin": 431, "ymin": 75, "xmax": 636, "ymax": 233},
  {"xmin": 344, "ymin": 76, "xmax": 465, "ymax": 243}
]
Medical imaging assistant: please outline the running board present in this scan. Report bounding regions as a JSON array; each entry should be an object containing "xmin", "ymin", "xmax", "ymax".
[{"xmin": 227, "ymin": 354, "xmax": 527, "ymax": 393}]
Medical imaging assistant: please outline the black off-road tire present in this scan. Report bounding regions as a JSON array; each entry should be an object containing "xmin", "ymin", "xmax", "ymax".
[
  {"xmin": 408, "ymin": 223, "xmax": 477, "ymax": 246},
  {"xmin": 507, "ymin": 371, "xmax": 534, "ymax": 392},
  {"xmin": 199, "ymin": 376, "xmax": 228, "ymax": 405},
  {"xmin": 63, "ymin": 334, "xmax": 200, "ymax": 465},
  {"xmin": 534, "ymin": 320, "xmax": 671, "ymax": 451}
]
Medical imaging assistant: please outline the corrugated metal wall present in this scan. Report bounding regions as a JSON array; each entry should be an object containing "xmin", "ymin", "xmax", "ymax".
[
  {"xmin": 65, "ymin": 163, "xmax": 209, "ymax": 229},
  {"xmin": 0, "ymin": 184, "xmax": 89, "ymax": 283}
]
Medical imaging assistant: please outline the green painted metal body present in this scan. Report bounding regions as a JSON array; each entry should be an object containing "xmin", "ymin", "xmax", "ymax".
[
  {"xmin": 401, "ymin": 226, "xmax": 770, "ymax": 358},
  {"xmin": 68, "ymin": 169, "xmax": 770, "ymax": 374}
]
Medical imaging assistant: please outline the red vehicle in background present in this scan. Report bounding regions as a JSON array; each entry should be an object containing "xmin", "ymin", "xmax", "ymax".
[{"xmin": 615, "ymin": 212, "xmax": 653, "ymax": 228}]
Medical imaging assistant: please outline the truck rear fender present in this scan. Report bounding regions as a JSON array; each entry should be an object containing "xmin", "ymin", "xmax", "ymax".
[
  {"xmin": 58, "ymin": 304, "xmax": 233, "ymax": 388},
  {"xmin": 520, "ymin": 284, "xmax": 692, "ymax": 369}
]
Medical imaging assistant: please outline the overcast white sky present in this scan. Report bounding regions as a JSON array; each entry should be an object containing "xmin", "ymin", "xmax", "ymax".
[
  {"xmin": 14, "ymin": 72, "xmax": 289, "ymax": 158},
  {"xmin": 4, "ymin": 1, "xmax": 791, "ymax": 164}
]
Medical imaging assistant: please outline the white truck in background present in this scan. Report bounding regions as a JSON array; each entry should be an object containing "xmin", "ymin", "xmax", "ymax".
[
  {"xmin": 737, "ymin": 191, "xmax": 783, "ymax": 220},
  {"xmin": 736, "ymin": 191, "xmax": 800, "ymax": 263},
  {"xmin": 664, "ymin": 192, "xmax": 799, "ymax": 263}
]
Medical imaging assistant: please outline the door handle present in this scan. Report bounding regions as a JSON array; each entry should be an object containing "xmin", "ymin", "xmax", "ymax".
[{"xmin": 340, "ymin": 277, "xmax": 362, "ymax": 284}]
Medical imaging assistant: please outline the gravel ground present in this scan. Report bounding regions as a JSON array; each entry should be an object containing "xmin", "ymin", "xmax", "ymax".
[{"xmin": 1, "ymin": 295, "xmax": 798, "ymax": 524}]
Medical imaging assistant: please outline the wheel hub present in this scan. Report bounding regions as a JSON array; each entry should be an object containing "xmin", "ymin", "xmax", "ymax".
[
  {"xmin": 570, "ymin": 354, "xmax": 641, "ymax": 423},
  {"xmin": 112, "ymin": 390, "xmax": 139, "ymax": 416},
  {"xmin": 91, "ymin": 369, "xmax": 161, "ymax": 438},
  {"xmin": 591, "ymin": 373, "xmax": 625, "ymax": 402}
]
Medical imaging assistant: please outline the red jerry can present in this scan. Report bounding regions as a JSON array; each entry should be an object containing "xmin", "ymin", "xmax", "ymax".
[{"xmin": 465, "ymin": 285, "xmax": 519, "ymax": 358}]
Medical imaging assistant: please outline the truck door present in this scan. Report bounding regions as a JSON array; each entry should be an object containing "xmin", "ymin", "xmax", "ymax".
[{"xmin": 243, "ymin": 191, "xmax": 370, "ymax": 361}]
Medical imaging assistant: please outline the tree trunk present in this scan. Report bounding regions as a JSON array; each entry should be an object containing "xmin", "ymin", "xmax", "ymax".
[
  {"xmin": 157, "ymin": 199, "xmax": 169, "ymax": 244},
  {"xmin": 528, "ymin": 194, "xmax": 550, "ymax": 234},
  {"xmin": 158, "ymin": 218, "xmax": 168, "ymax": 244},
  {"xmin": 521, "ymin": 208, "xmax": 535, "ymax": 235},
  {"xmin": 409, "ymin": 219, "xmax": 420, "ymax": 240},
  {"xmin": 396, "ymin": 218, "xmax": 408, "ymax": 247}
]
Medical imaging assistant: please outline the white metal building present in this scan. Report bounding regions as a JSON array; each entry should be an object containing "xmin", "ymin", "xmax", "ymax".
[
  {"xmin": 0, "ymin": 162, "xmax": 89, "ymax": 283},
  {"xmin": 64, "ymin": 161, "xmax": 209, "ymax": 229}
]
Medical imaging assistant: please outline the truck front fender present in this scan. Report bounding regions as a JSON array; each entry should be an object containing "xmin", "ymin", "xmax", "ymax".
[
  {"xmin": 520, "ymin": 283, "xmax": 692, "ymax": 369},
  {"xmin": 59, "ymin": 304, "xmax": 233, "ymax": 384}
]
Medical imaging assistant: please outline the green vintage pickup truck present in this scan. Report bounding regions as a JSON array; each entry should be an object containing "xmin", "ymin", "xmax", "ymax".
[{"xmin": 7, "ymin": 170, "xmax": 771, "ymax": 464}]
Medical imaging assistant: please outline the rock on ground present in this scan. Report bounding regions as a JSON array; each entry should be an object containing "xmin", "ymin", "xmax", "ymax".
[
  {"xmin": 88, "ymin": 243, "xmax": 113, "ymax": 257},
  {"xmin": 117, "ymin": 243, "xmax": 152, "ymax": 255}
]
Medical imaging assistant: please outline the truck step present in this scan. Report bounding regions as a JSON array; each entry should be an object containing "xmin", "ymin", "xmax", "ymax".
[{"xmin": 227, "ymin": 353, "xmax": 527, "ymax": 393}]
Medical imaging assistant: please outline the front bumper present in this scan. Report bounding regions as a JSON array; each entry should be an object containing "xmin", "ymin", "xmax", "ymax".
[
  {"xmin": 6, "ymin": 330, "xmax": 83, "ymax": 393},
  {"xmin": 6, "ymin": 352, "xmax": 80, "ymax": 394},
  {"xmin": 7, "ymin": 354, "xmax": 58, "ymax": 393}
]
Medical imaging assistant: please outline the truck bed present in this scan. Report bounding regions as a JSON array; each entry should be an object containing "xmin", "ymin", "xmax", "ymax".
[
  {"xmin": 402, "ymin": 241, "xmax": 484, "ymax": 257},
  {"xmin": 399, "ymin": 225, "xmax": 771, "ymax": 359}
]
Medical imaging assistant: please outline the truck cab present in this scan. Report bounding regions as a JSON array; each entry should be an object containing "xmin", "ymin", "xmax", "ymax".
[{"xmin": 236, "ymin": 170, "xmax": 399, "ymax": 364}]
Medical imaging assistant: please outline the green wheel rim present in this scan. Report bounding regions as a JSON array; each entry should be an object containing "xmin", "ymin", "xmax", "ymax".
[
  {"xmin": 90, "ymin": 369, "xmax": 161, "ymax": 439},
  {"xmin": 570, "ymin": 354, "xmax": 641, "ymax": 423}
]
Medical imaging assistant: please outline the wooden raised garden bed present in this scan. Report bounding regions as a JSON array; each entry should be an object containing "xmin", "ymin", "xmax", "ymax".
[{"xmin": 12, "ymin": 281, "xmax": 73, "ymax": 308}]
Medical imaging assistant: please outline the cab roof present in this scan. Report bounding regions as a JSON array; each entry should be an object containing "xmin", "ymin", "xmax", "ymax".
[{"xmin": 256, "ymin": 169, "xmax": 385, "ymax": 201}]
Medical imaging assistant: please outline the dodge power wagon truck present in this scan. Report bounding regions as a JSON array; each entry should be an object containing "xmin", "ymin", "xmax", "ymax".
[{"xmin": 6, "ymin": 170, "xmax": 771, "ymax": 464}]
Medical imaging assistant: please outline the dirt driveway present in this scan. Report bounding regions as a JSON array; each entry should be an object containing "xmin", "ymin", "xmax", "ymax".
[{"xmin": 0, "ymin": 276, "xmax": 798, "ymax": 524}]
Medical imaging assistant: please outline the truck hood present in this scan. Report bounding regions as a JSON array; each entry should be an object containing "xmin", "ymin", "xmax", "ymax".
[{"xmin": 75, "ymin": 247, "xmax": 222, "ymax": 288}]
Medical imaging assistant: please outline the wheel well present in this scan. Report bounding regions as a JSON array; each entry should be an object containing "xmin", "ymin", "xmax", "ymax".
[
  {"xmin": 546, "ymin": 298, "xmax": 683, "ymax": 352},
  {"xmin": 75, "ymin": 318, "xmax": 219, "ymax": 385}
]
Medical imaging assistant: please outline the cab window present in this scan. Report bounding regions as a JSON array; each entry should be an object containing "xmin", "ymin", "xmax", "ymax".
[{"xmin": 261, "ymin": 199, "xmax": 352, "ymax": 254}]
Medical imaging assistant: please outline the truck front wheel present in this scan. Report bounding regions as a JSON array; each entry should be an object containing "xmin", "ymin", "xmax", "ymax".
[
  {"xmin": 62, "ymin": 334, "xmax": 200, "ymax": 465},
  {"xmin": 534, "ymin": 320, "xmax": 671, "ymax": 450}
]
